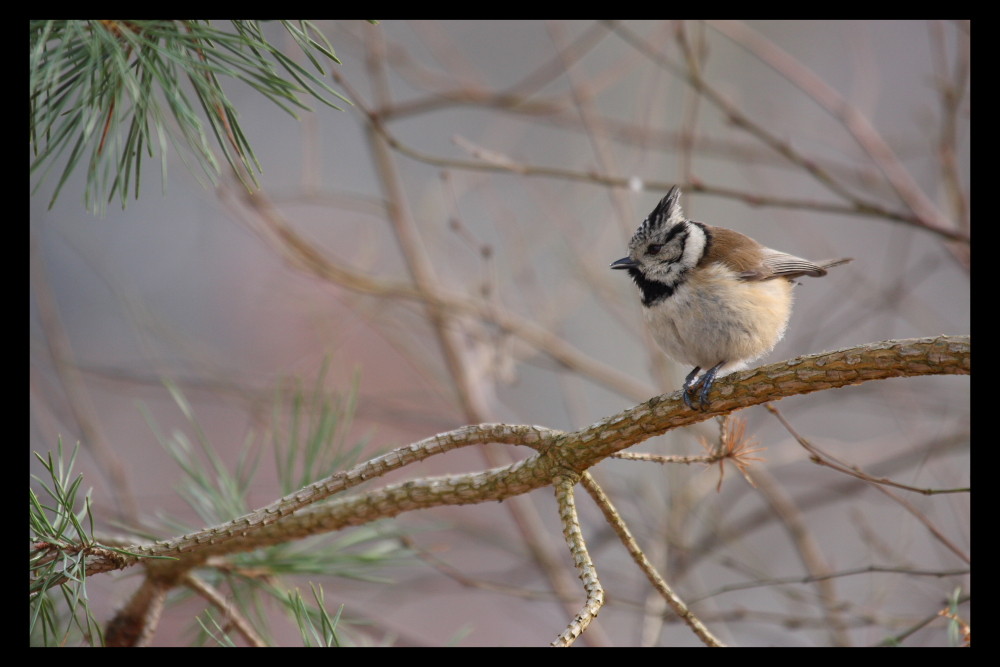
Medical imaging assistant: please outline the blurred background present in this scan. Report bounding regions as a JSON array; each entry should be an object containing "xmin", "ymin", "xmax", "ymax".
[{"xmin": 30, "ymin": 20, "xmax": 969, "ymax": 646}]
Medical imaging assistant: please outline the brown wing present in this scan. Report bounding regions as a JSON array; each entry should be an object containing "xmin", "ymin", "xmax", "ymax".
[
  {"xmin": 702, "ymin": 225, "xmax": 852, "ymax": 281},
  {"xmin": 699, "ymin": 226, "xmax": 769, "ymax": 275}
]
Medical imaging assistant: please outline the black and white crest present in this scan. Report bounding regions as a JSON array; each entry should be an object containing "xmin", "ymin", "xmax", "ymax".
[{"xmin": 629, "ymin": 186, "xmax": 686, "ymax": 248}]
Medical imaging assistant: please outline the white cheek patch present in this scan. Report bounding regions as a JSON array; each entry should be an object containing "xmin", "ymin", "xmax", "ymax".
[{"xmin": 681, "ymin": 224, "xmax": 707, "ymax": 269}]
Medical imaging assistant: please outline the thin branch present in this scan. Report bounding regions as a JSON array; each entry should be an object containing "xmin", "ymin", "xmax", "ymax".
[
  {"xmin": 231, "ymin": 186, "xmax": 655, "ymax": 402},
  {"xmin": 581, "ymin": 473, "xmax": 726, "ymax": 647},
  {"xmin": 184, "ymin": 572, "xmax": 268, "ymax": 647},
  {"xmin": 767, "ymin": 404, "xmax": 969, "ymax": 495},
  {"xmin": 551, "ymin": 474, "xmax": 605, "ymax": 647},
  {"xmin": 362, "ymin": 32, "xmax": 613, "ymax": 632},
  {"xmin": 700, "ymin": 565, "xmax": 970, "ymax": 600},
  {"xmin": 608, "ymin": 21, "xmax": 968, "ymax": 245},
  {"xmin": 747, "ymin": 467, "xmax": 851, "ymax": 646},
  {"xmin": 869, "ymin": 485, "xmax": 970, "ymax": 566},
  {"xmin": 706, "ymin": 20, "xmax": 955, "ymax": 238}
]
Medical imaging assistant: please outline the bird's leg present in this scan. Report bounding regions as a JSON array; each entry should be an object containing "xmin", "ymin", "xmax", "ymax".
[
  {"xmin": 682, "ymin": 362, "xmax": 727, "ymax": 409},
  {"xmin": 682, "ymin": 366, "xmax": 702, "ymax": 410},
  {"xmin": 695, "ymin": 361, "xmax": 727, "ymax": 409}
]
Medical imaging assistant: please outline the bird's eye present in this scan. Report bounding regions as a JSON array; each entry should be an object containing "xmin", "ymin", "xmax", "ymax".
[{"xmin": 647, "ymin": 243, "xmax": 663, "ymax": 255}]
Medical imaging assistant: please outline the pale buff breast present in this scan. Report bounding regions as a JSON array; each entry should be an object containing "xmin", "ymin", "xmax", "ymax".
[{"xmin": 643, "ymin": 263, "xmax": 793, "ymax": 373}]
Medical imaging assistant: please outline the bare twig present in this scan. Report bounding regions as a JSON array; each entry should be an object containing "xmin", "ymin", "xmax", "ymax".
[
  {"xmin": 581, "ymin": 473, "xmax": 726, "ymax": 646},
  {"xmin": 767, "ymin": 404, "xmax": 969, "ymax": 495},
  {"xmin": 551, "ymin": 473, "xmax": 605, "ymax": 646}
]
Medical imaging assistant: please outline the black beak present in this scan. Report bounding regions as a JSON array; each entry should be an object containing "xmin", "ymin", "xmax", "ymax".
[{"xmin": 610, "ymin": 256, "xmax": 638, "ymax": 270}]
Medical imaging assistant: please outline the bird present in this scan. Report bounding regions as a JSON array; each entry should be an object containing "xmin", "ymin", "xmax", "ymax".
[{"xmin": 611, "ymin": 186, "xmax": 851, "ymax": 409}]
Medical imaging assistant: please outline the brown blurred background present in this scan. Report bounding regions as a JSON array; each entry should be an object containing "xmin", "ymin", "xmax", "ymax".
[{"xmin": 30, "ymin": 20, "xmax": 969, "ymax": 646}]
